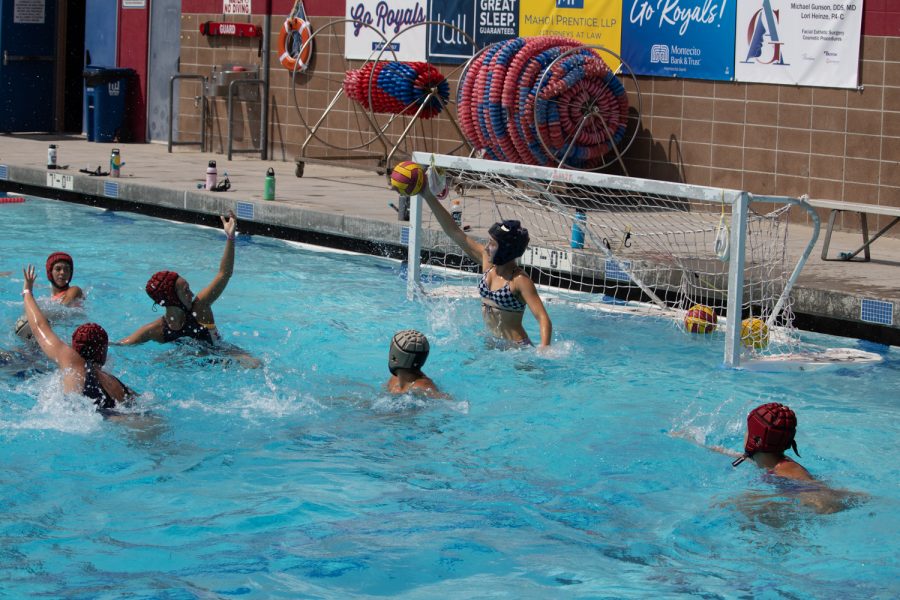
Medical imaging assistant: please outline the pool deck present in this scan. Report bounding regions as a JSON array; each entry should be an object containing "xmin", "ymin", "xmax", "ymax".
[{"xmin": 1, "ymin": 133, "xmax": 898, "ymax": 345}]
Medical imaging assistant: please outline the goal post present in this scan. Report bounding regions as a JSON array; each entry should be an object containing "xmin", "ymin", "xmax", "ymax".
[{"xmin": 407, "ymin": 152, "xmax": 820, "ymax": 368}]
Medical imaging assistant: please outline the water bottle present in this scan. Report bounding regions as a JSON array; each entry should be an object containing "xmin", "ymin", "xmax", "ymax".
[
  {"xmin": 205, "ymin": 160, "xmax": 217, "ymax": 190},
  {"xmin": 450, "ymin": 198, "xmax": 463, "ymax": 227},
  {"xmin": 571, "ymin": 209, "xmax": 586, "ymax": 249},
  {"xmin": 263, "ymin": 167, "xmax": 275, "ymax": 201},
  {"xmin": 109, "ymin": 148, "xmax": 121, "ymax": 178},
  {"xmin": 47, "ymin": 144, "xmax": 57, "ymax": 169}
]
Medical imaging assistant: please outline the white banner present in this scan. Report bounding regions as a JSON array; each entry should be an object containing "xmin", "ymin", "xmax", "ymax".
[
  {"xmin": 345, "ymin": 0, "xmax": 427, "ymax": 61},
  {"xmin": 223, "ymin": 0, "xmax": 251, "ymax": 15},
  {"xmin": 734, "ymin": 0, "xmax": 863, "ymax": 89}
]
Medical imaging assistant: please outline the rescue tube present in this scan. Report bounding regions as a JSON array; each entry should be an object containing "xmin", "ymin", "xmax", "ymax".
[{"xmin": 278, "ymin": 17, "xmax": 312, "ymax": 73}]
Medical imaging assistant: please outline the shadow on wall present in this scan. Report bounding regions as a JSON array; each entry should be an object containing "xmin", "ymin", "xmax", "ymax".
[{"xmin": 608, "ymin": 110, "xmax": 686, "ymax": 185}]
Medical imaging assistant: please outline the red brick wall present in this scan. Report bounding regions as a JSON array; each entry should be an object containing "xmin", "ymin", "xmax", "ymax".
[{"xmin": 863, "ymin": 0, "xmax": 900, "ymax": 37}]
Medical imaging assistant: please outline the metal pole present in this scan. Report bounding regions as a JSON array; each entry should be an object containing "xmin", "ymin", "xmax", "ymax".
[
  {"xmin": 724, "ymin": 192, "xmax": 749, "ymax": 368},
  {"xmin": 261, "ymin": 2, "xmax": 272, "ymax": 160},
  {"xmin": 407, "ymin": 194, "xmax": 423, "ymax": 300}
]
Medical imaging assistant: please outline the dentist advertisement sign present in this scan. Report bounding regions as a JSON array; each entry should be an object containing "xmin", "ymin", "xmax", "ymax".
[{"xmin": 734, "ymin": 0, "xmax": 863, "ymax": 88}]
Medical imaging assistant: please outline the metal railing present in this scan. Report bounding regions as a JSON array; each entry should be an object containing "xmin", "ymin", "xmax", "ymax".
[
  {"xmin": 168, "ymin": 74, "xmax": 207, "ymax": 153},
  {"xmin": 227, "ymin": 79, "xmax": 267, "ymax": 161}
]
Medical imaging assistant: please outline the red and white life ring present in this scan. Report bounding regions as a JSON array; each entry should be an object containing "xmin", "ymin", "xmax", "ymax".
[{"xmin": 278, "ymin": 17, "xmax": 312, "ymax": 73}]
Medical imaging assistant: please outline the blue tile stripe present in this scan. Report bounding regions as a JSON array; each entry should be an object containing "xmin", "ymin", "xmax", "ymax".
[
  {"xmin": 400, "ymin": 226, "xmax": 410, "ymax": 245},
  {"xmin": 103, "ymin": 181, "xmax": 119, "ymax": 198},
  {"xmin": 236, "ymin": 202, "xmax": 254, "ymax": 220},
  {"xmin": 0, "ymin": 165, "xmax": 7, "ymax": 180},
  {"xmin": 860, "ymin": 299, "xmax": 893, "ymax": 326},
  {"xmin": 605, "ymin": 258, "xmax": 632, "ymax": 282}
]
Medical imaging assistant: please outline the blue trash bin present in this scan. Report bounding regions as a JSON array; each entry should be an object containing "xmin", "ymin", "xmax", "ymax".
[{"xmin": 83, "ymin": 67, "xmax": 134, "ymax": 142}]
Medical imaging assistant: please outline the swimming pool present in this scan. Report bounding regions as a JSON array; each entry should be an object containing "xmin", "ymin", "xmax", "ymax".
[{"xmin": 1, "ymin": 197, "xmax": 898, "ymax": 598}]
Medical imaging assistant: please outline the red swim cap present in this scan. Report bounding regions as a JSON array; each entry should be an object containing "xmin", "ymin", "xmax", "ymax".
[
  {"xmin": 71, "ymin": 323, "xmax": 108, "ymax": 365},
  {"xmin": 745, "ymin": 402, "xmax": 799, "ymax": 456},
  {"xmin": 146, "ymin": 270, "xmax": 181, "ymax": 306},
  {"xmin": 46, "ymin": 252, "xmax": 74, "ymax": 286}
]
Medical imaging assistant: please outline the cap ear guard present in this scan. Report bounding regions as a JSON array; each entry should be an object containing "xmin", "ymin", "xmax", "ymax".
[
  {"xmin": 146, "ymin": 271, "xmax": 181, "ymax": 307},
  {"xmin": 45, "ymin": 251, "xmax": 74, "ymax": 286},
  {"xmin": 388, "ymin": 330, "xmax": 430, "ymax": 375},
  {"xmin": 488, "ymin": 220, "xmax": 529, "ymax": 265},
  {"xmin": 71, "ymin": 322, "xmax": 109, "ymax": 365},
  {"xmin": 733, "ymin": 402, "xmax": 800, "ymax": 467},
  {"xmin": 14, "ymin": 315, "xmax": 33, "ymax": 341}
]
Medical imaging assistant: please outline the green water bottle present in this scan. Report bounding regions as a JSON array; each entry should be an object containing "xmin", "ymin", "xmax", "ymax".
[{"xmin": 263, "ymin": 167, "xmax": 275, "ymax": 201}]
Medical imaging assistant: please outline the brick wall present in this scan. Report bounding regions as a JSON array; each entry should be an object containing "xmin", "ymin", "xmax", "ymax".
[{"xmin": 177, "ymin": 3, "xmax": 900, "ymax": 233}]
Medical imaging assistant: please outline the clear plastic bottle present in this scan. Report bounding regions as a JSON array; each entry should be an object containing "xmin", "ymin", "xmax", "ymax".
[{"xmin": 47, "ymin": 144, "xmax": 57, "ymax": 169}]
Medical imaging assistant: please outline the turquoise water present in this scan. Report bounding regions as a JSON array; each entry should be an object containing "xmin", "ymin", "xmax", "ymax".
[{"xmin": 1, "ymin": 197, "xmax": 898, "ymax": 599}]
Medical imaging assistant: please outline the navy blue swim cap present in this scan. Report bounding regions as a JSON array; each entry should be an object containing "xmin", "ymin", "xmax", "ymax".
[{"xmin": 488, "ymin": 220, "xmax": 529, "ymax": 266}]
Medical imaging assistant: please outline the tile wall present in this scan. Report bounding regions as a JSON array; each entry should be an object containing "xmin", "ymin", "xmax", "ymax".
[{"xmin": 177, "ymin": 13, "xmax": 899, "ymax": 234}]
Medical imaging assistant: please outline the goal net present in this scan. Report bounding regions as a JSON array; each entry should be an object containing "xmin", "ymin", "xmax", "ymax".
[{"xmin": 407, "ymin": 152, "xmax": 820, "ymax": 367}]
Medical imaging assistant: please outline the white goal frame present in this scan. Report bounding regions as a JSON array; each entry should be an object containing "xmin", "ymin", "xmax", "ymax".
[{"xmin": 407, "ymin": 152, "xmax": 820, "ymax": 368}]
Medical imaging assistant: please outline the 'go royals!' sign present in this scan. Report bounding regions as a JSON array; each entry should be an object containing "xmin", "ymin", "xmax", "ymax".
[{"xmin": 621, "ymin": 0, "xmax": 736, "ymax": 81}]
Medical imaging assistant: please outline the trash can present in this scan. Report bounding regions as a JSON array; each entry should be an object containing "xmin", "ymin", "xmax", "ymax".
[{"xmin": 83, "ymin": 67, "xmax": 134, "ymax": 142}]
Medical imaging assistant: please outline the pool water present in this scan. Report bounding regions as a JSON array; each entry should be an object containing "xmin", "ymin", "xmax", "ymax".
[{"xmin": 1, "ymin": 198, "xmax": 898, "ymax": 598}]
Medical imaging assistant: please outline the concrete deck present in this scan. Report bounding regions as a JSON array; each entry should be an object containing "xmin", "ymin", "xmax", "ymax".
[{"xmin": 1, "ymin": 133, "xmax": 897, "ymax": 345}]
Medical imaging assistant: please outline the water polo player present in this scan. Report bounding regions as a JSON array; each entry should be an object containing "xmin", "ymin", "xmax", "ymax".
[
  {"xmin": 731, "ymin": 402, "xmax": 812, "ymax": 481},
  {"xmin": 386, "ymin": 329, "xmax": 444, "ymax": 397},
  {"xmin": 419, "ymin": 184, "xmax": 552, "ymax": 348},
  {"xmin": 20, "ymin": 264, "xmax": 133, "ymax": 411},
  {"xmin": 14, "ymin": 251, "xmax": 83, "ymax": 341},
  {"xmin": 119, "ymin": 213, "xmax": 239, "ymax": 349},
  {"xmin": 45, "ymin": 251, "xmax": 83, "ymax": 305}
]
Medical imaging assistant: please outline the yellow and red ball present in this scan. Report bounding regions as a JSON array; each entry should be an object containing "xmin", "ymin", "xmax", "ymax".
[
  {"xmin": 684, "ymin": 304, "xmax": 717, "ymax": 334},
  {"xmin": 390, "ymin": 161, "xmax": 425, "ymax": 196}
]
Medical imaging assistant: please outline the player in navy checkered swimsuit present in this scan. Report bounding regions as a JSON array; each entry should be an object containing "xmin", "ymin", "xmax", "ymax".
[{"xmin": 420, "ymin": 184, "xmax": 552, "ymax": 348}]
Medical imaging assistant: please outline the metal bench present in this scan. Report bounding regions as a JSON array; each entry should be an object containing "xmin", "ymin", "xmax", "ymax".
[{"xmin": 805, "ymin": 198, "xmax": 900, "ymax": 262}]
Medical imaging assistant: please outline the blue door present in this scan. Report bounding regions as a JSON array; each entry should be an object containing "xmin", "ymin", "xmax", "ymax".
[
  {"xmin": 0, "ymin": 0, "xmax": 57, "ymax": 132},
  {"xmin": 83, "ymin": 0, "xmax": 118, "ymax": 136}
]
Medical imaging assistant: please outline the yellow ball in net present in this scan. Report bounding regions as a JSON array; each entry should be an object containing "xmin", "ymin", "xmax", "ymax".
[
  {"xmin": 684, "ymin": 304, "xmax": 717, "ymax": 334},
  {"xmin": 741, "ymin": 317, "xmax": 769, "ymax": 349},
  {"xmin": 390, "ymin": 161, "xmax": 425, "ymax": 196}
]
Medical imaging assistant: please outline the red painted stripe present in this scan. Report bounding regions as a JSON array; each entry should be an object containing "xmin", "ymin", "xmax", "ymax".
[
  {"xmin": 118, "ymin": 4, "xmax": 149, "ymax": 142},
  {"xmin": 182, "ymin": 0, "xmax": 343, "ymax": 17},
  {"xmin": 863, "ymin": 9, "xmax": 900, "ymax": 36}
]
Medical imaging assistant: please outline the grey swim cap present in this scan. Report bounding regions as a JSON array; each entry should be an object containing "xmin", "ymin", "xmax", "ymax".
[
  {"xmin": 14, "ymin": 315, "xmax": 33, "ymax": 341},
  {"xmin": 389, "ymin": 329, "xmax": 430, "ymax": 375}
]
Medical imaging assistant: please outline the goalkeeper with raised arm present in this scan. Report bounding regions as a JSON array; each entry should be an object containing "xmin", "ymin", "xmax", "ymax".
[{"xmin": 419, "ymin": 177, "xmax": 552, "ymax": 349}]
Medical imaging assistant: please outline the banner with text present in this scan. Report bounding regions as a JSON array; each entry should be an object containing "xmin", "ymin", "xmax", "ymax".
[
  {"xmin": 427, "ymin": 0, "xmax": 475, "ymax": 63},
  {"xmin": 346, "ymin": 0, "xmax": 428, "ymax": 61},
  {"xmin": 621, "ymin": 0, "xmax": 736, "ymax": 80},
  {"xmin": 734, "ymin": 0, "xmax": 863, "ymax": 89},
  {"xmin": 519, "ymin": 0, "xmax": 622, "ymax": 56},
  {"xmin": 426, "ymin": 0, "xmax": 521, "ymax": 64}
]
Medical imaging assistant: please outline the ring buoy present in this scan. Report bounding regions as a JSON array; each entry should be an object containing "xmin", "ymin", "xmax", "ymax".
[{"xmin": 278, "ymin": 17, "xmax": 312, "ymax": 73}]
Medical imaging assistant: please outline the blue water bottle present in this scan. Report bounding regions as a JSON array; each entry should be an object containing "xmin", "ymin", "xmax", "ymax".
[{"xmin": 571, "ymin": 209, "xmax": 586, "ymax": 249}]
